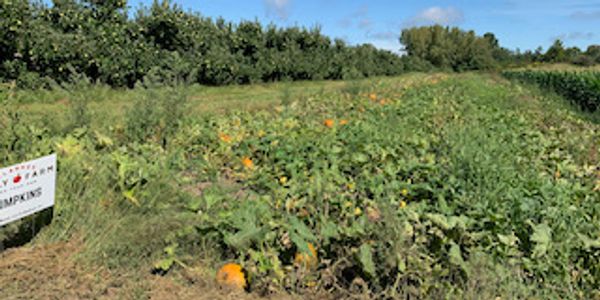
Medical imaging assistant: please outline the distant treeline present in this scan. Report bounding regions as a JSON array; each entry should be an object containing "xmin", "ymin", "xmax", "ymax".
[
  {"xmin": 1, "ymin": 1, "xmax": 599, "ymax": 88},
  {"xmin": 1, "ymin": 0, "xmax": 404, "ymax": 88},
  {"xmin": 400, "ymin": 26, "xmax": 600, "ymax": 72}
]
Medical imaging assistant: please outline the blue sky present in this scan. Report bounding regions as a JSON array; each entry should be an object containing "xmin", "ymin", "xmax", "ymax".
[{"xmin": 124, "ymin": 0, "xmax": 600, "ymax": 53}]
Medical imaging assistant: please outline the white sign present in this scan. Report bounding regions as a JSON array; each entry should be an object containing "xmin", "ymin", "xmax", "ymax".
[{"xmin": 0, "ymin": 154, "xmax": 56, "ymax": 226}]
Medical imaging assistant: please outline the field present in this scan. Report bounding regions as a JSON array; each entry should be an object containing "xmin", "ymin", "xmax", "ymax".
[
  {"xmin": 1, "ymin": 73, "xmax": 599, "ymax": 299},
  {"xmin": 512, "ymin": 64, "xmax": 600, "ymax": 72},
  {"xmin": 503, "ymin": 69, "xmax": 600, "ymax": 112}
]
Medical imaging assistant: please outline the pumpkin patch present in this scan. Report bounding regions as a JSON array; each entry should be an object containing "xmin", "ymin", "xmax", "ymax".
[{"xmin": 2, "ymin": 73, "xmax": 599, "ymax": 298}]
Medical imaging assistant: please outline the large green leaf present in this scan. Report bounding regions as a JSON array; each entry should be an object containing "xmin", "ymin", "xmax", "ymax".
[
  {"xmin": 358, "ymin": 244, "xmax": 376, "ymax": 277},
  {"xmin": 530, "ymin": 223, "xmax": 552, "ymax": 258}
]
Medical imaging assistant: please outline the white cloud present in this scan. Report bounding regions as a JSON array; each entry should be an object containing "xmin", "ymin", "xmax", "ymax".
[
  {"xmin": 405, "ymin": 6, "xmax": 464, "ymax": 27},
  {"xmin": 265, "ymin": 0, "xmax": 291, "ymax": 20}
]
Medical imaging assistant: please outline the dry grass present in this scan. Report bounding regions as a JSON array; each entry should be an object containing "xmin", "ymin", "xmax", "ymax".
[
  {"xmin": 0, "ymin": 239, "xmax": 332, "ymax": 299},
  {"xmin": 0, "ymin": 239, "xmax": 119, "ymax": 299}
]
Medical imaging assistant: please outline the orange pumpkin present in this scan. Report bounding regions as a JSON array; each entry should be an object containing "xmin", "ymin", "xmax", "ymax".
[
  {"xmin": 340, "ymin": 119, "xmax": 349, "ymax": 125},
  {"xmin": 216, "ymin": 263, "xmax": 246, "ymax": 290},
  {"xmin": 242, "ymin": 157, "xmax": 254, "ymax": 169},
  {"xmin": 324, "ymin": 119, "xmax": 335, "ymax": 128},
  {"xmin": 369, "ymin": 93, "xmax": 377, "ymax": 101}
]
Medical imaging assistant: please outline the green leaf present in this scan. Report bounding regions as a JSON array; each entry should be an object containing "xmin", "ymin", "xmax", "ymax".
[
  {"xmin": 397, "ymin": 254, "xmax": 406, "ymax": 273},
  {"xmin": 122, "ymin": 189, "xmax": 140, "ymax": 207},
  {"xmin": 577, "ymin": 233, "xmax": 600, "ymax": 250},
  {"xmin": 224, "ymin": 226, "xmax": 265, "ymax": 250},
  {"xmin": 358, "ymin": 244, "xmax": 376, "ymax": 277},
  {"xmin": 186, "ymin": 197, "xmax": 203, "ymax": 212},
  {"xmin": 352, "ymin": 152, "xmax": 369, "ymax": 163},
  {"xmin": 202, "ymin": 192, "xmax": 221, "ymax": 211},
  {"xmin": 331, "ymin": 145, "xmax": 343, "ymax": 154},
  {"xmin": 448, "ymin": 242, "xmax": 465, "ymax": 266},
  {"xmin": 531, "ymin": 223, "xmax": 552, "ymax": 258},
  {"xmin": 498, "ymin": 232, "xmax": 518, "ymax": 247},
  {"xmin": 425, "ymin": 213, "xmax": 452, "ymax": 230},
  {"xmin": 164, "ymin": 244, "xmax": 177, "ymax": 256},
  {"xmin": 319, "ymin": 220, "xmax": 339, "ymax": 243},
  {"xmin": 448, "ymin": 242, "xmax": 471, "ymax": 277},
  {"xmin": 401, "ymin": 221, "xmax": 414, "ymax": 238},
  {"xmin": 290, "ymin": 231, "xmax": 310, "ymax": 254},
  {"xmin": 289, "ymin": 216, "xmax": 316, "ymax": 241},
  {"xmin": 153, "ymin": 258, "xmax": 174, "ymax": 271}
]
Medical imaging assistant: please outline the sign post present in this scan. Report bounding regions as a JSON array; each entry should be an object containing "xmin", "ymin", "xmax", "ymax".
[{"xmin": 0, "ymin": 154, "xmax": 57, "ymax": 227}]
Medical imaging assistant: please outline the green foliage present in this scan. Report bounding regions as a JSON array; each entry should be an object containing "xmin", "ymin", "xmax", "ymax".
[
  {"xmin": 512, "ymin": 42, "xmax": 599, "ymax": 67},
  {"xmin": 587, "ymin": 46, "xmax": 600, "ymax": 64},
  {"xmin": 544, "ymin": 40, "xmax": 568, "ymax": 63},
  {"xmin": 149, "ymin": 74, "xmax": 597, "ymax": 297},
  {"xmin": 400, "ymin": 25, "xmax": 498, "ymax": 71},
  {"xmin": 503, "ymin": 70, "xmax": 600, "ymax": 111},
  {"xmin": 0, "ymin": 0, "xmax": 404, "ymax": 88},
  {"xmin": 3, "ymin": 1, "xmax": 598, "ymax": 87},
  {"xmin": 124, "ymin": 87, "xmax": 188, "ymax": 146},
  {"xmin": 2, "ymin": 71, "xmax": 600, "ymax": 297}
]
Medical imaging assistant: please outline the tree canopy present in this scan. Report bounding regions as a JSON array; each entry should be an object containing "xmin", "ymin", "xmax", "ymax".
[
  {"xmin": 0, "ymin": 0, "xmax": 405, "ymax": 88},
  {"xmin": 1, "ymin": 1, "xmax": 598, "ymax": 88}
]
